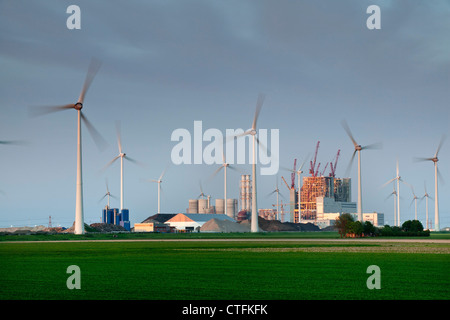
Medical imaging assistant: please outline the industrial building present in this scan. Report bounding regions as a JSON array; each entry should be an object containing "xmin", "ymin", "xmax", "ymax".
[
  {"xmin": 101, "ymin": 206, "xmax": 131, "ymax": 231},
  {"xmin": 187, "ymin": 198, "xmax": 238, "ymax": 218},
  {"xmin": 165, "ymin": 213, "xmax": 236, "ymax": 232},
  {"xmin": 278, "ymin": 142, "xmax": 383, "ymax": 228}
]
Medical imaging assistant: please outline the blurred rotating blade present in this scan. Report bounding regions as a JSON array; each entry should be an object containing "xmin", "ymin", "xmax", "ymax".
[
  {"xmin": 81, "ymin": 111, "xmax": 108, "ymax": 151},
  {"xmin": 78, "ymin": 58, "xmax": 102, "ymax": 104}
]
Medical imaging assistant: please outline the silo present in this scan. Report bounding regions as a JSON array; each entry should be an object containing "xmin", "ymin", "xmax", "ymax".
[
  {"xmin": 198, "ymin": 199, "xmax": 208, "ymax": 213},
  {"xmin": 188, "ymin": 199, "xmax": 198, "ymax": 213},
  {"xmin": 226, "ymin": 199, "xmax": 237, "ymax": 219},
  {"xmin": 215, "ymin": 199, "xmax": 224, "ymax": 214}
]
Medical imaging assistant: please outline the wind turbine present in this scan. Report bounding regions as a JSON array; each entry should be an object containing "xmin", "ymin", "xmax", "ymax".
[
  {"xmin": 150, "ymin": 167, "xmax": 167, "ymax": 214},
  {"xmin": 415, "ymin": 135, "xmax": 445, "ymax": 231},
  {"xmin": 99, "ymin": 178, "xmax": 116, "ymax": 208},
  {"xmin": 103, "ymin": 122, "xmax": 143, "ymax": 212},
  {"xmin": 385, "ymin": 184, "xmax": 397, "ymax": 226},
  {"xmin": 283, "ymin": 156, "xmax": 310, "ymax": 223},
  {"xmin": 29, "ymin": 59, "xmax": 107, "ymax": 235},
  {"xmin": 383, "ymin": 160, "xmax": 407, "ymax": 227},
  {"xmin": 405, "ymin": 183, "xmax": 419, "ymax": 221},
  {"xmin": 342, "ymin": 120, "xmax": 381, "ymax": 222},
  {"xmin": 234, "ymin": 94, "xmax": 266, "ymax": 232},
  {"xmin": 267, "ymin": 176, "xmax": 285, "ymax": 221},
  {"xmin": 421, "ymin": 182, "xmax": 433, "ymax": 230},
  {"xmin": 210, "ymin": 147, "xmax": 239, "ymax": 219}
]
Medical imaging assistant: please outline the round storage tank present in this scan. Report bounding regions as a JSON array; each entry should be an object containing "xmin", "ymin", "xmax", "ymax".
[
  {"xmin": 215, "ymin": 199, "xmax": 224, "ymax": 214},
  {"xmin": 198, "ymin": 199, "xmax": 208, "ymax": 213},
  {"xmin": 188, "ymin": 199, "xmax": 198, "ymax": 213},
  {"xmin": 226, "ymin": 199, "xmax": 237, "ymax": 219}
]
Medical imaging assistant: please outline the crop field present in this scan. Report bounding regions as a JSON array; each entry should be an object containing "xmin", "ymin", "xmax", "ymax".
[{"xmin": 1, "ymin": 236, "xmax": 449, "ymax": 301}]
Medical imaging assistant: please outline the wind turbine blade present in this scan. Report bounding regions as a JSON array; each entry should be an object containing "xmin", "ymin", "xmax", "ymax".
[
  {"xmin": 77, "ymin": 58, "xmax": 102, "ymax": 104},
  {"xmin": 299, "ymin": 153, "xmax": 311, "ymax": 171},
  {"xmin": 381, "ymin": 177, "xmax": 396, "ymax": 189},
  {"xmin": 341, "ymin": 120, "xmax": 358, "ymax": 147},
  {"xmin": 266, "ymin": 190, "xmax": 277, "ymax": 198},
  {"xmin": 110, "ymin": 194, "xmax": 118, "ymax": 200},
  {"xmin": 437, "ymin": 167, "xmax": 445, "ymax": 185},
  {"xmin": 28, "ymin": 104, "xmax": 75, "ymax": 118},
  {"xmin": 81, "ymin": 112, "xmax": 108, "ymax": 151},
  {"xmin": 209, "ymin": 165, "xmax": 224, "ymax": 181},
  {"xmin": 159, "ymin": 165, "xmax": 169, "ymax": 180},
  {"xmin": 0, "ymin": 140, "xmax": 27, "ymax": 146},
  {"xmin": 256, "ymin": 136, "xmax": 270, "ymax": 156},
  {"xmin": 105, "ymin": 178, "xmax": 110, "ymax": 193},
  {"xmin": 101, "ymin": 155, "xmax": 120, "ymax": 172},
  {"xmin": 361, "ymin": 142, "xmax": 383, "ymax": 150},
  {"xmin": 227, "ymin": 165, "xmax": 244, "ymax": 175},
  {"xmin": 115, "ymin": 121, "xmax": 122, "ymax": 154},
  {"xmin": 98, "ymin": 194, "xmax": 108, "ymax": 203},
  {"xmin": 124, "ymin": 155, "xmax": 145, "ymax": 167},
  {"xmin": 252, "ymin": 93, "xmax": 265, "ymax": 130},
  {"xmin": 344, "ymin": 150, "xmax": 357, "ymax": 177},
  {"xmin": 435, "ymin": 134, "xmax": 446, "ymax": 157},
  {"xmin": 413, "ymin": 157, "xmax": 434, "ymax": 162},
  {"xmin": 234, "ymin": 130, "xmax": 253, "ymax": 138}
]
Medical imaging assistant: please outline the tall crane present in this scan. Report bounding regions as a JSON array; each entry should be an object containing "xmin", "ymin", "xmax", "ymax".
[
  {"xmin": 291, "ymin": 159, "xmax": 297, "ymax": 188},
  {"xmin": 329, "ymin": 149, "xmax": 340, "ymax": 177},
  {"xmin": 320, "ymin": 162, "xmax": 329, "ymax": 177},
  {"xmin": 309, "ymin": 141, "xmax": 320, "ymax": 176},
  {"xmin": 281, "ymin": 176, "xmax": 290, "ymax": 191}
]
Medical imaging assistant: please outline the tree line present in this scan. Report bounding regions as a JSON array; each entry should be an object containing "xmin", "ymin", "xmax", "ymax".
[{"xmin": 334, "ymin": 213, "xmax": 430, "ymax": 238}]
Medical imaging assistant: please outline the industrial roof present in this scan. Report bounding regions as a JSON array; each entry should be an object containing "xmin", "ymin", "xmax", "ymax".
[{"xmin": 166, "ymin": 213, "xmax": 236, "ymax": 224}]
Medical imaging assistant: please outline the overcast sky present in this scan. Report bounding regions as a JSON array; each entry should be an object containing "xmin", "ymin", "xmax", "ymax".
[{"xmin": 0, "ymin": 0, "xmax": 449, "ymax": 228}]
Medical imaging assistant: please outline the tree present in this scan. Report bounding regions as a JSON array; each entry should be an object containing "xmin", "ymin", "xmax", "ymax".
[
  {"xmin": 334, "ymin": 213, "xmax": 355, "ymax": 238},
  {"xmin": 349, "ymin": 221, "xmax": 364, "ymax": 237},
  {"xmin": 402, "ymin": 220, "xmax": 424, "ymax": 233},
  {"xmin": 363, "ymin": 221, "xmax": 376, "ymax": 236}
]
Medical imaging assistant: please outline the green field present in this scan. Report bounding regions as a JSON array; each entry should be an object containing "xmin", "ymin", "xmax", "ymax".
[{"xmin": 1, "ymin": 236, "xmax": 449, "ymax": 300}]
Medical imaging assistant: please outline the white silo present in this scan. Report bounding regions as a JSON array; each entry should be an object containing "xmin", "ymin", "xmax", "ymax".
[
  {"xmin": 226, "ymin": 198, "xmax": 237, "ymax": 219},
  {"xmin": 188, "ymin": 199, "xmax": 198, "ymax": 213},
  {"xmin": 198, "ymin": 199, "xmax": 208, "ymax": 213},
  {"xmin": 215, "ymin": 199, "xmax": 224, "ymax": 214}
]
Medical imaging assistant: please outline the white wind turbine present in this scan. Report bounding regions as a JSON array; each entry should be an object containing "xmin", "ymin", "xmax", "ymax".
[
  {"xmin": 150, "ymin": 167, "xmax": 167, "ymax": 214},
  {"xmin": 267, "ymin": 176, "xmax": 285, "ymax": 221},
  {"xmin": 210, "ymin": 148, "xmax": 239, "ymax": 219},
  {"xmin": 421, "ymin": 182, "xmax": 433, "ymax": 230},
  {"xmin": 235, "ymin": 94, "xmax": 266, "ymax": 232},
  {"xmin": 385, "ymin": 184, "xmax": 398, "ymax": 226},
  {"xmin": 415, "ymin": 135, "xmax": 446, "ymax": 231},
  {"xmin": 103, "ymin": 122, "xmax": 143, "ymax": 212},
  {"xmin": 405, "ymin": 183, "xmax": 419, "ymax": 221},
  {"xmin": 383, "ymin": 160, "xmax": 407, "ymax": 227},
  {"xmin": 30, "ymin": 59, "xmax": 107, "ymax": 235},
  {"xmin": 283, "ymin": 156, "xmax": 309, "ymax": 223},
  {"xmin": 342, "ymin": 120, "xmax": 382, "ymax": 223},
  {"xmin": 99, "ymin": 178, "xmax": 116, "ymax": 208}
]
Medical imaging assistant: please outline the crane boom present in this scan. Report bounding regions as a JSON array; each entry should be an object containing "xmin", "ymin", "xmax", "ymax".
[
  {"xmin": 291, "ymin": 159, "xmax": 297, "ymax": 188},
  {"xmin": 281, "ymin": 176, "xmax": 290, "ymax": 191},
  {"xmin": 309, "ymin": 141, "xmax": 320, "ymax": 176}
]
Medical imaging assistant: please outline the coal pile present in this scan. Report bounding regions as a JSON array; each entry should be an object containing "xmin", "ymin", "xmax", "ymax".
[{"xmin": 240, "ymin": 217, "xmax": 321, "ymax": 232}]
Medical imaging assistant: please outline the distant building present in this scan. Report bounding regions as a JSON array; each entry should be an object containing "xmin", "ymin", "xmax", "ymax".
[
  {"xmin": 165, "ymin": 213, "xmax": 236, "ymax": 232},
  {"xmin": 102, "ymin": 206, "xmax": 131, "ymax": 231}
]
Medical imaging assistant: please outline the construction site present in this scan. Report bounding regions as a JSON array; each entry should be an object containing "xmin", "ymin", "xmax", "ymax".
[{"xmin": 275, "ymin": 141, "xmax": 382, "ymax": 228}]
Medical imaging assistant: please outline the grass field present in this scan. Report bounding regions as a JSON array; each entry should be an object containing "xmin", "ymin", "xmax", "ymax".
[{"xmin": 1, "ymin": 235, "xmax": 449, "ymax": 300}]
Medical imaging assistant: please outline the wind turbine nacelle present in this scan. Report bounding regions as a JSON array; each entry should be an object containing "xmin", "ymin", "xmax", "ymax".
[{"xmin": 74, "ymin": 103, "xmax": 83, "ymax": 110}]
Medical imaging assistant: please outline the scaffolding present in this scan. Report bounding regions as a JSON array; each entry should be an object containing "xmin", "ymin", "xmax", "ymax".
[{"xmin": 300, "ymin": 176, "xmax": 334, "ymax": 220}]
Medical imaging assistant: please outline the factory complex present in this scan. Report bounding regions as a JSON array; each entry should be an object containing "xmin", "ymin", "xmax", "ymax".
[{"xmin": 99, "ymin": 141, "xmax": 384, "ymax": 233}]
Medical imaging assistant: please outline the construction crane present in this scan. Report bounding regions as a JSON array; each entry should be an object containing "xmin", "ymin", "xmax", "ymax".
[
  {"xmin": 320, "ymin": 162, "xmax": 329, "ymax": 177},
  {"xmin": 281, "ymin": 176, "xmax": 290, "ymax": 191},
  {"xmin": 329, "ymin": 149, "xmax": 340, "ymax": 177},
  {"xmin": 309, "ymin": 141, "xmax": 320, "ymax": 176},
  {"xmin": 291, "ymin": 159, "xmax": 297, "ymax": 188}
]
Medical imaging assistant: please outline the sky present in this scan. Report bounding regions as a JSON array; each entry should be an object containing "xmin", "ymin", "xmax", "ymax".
[{"xmin": 0, "ymin": 0, "xmax": 449, "ymax": 229}]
